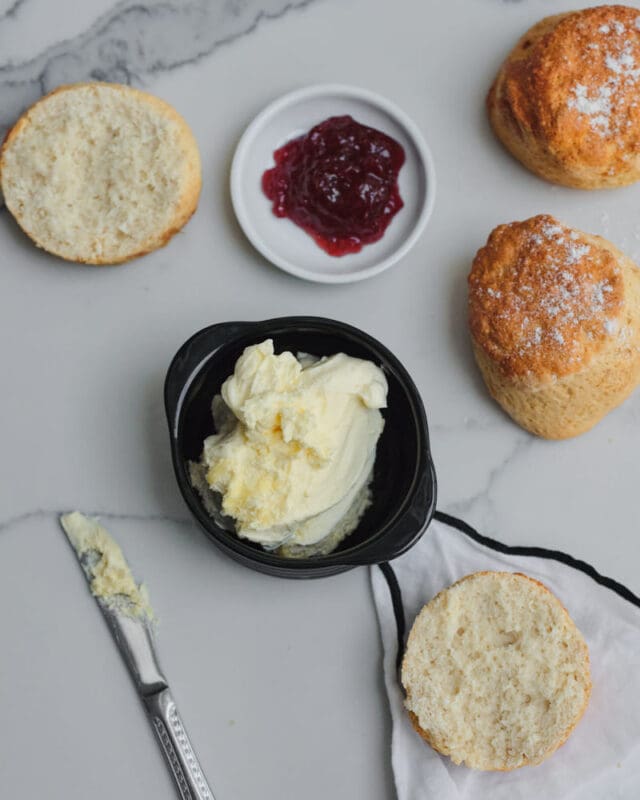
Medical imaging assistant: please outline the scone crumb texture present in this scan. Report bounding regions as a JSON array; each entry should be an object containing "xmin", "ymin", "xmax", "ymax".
[
  {"xmin": 401, "ymin": 571, "xmax": 591, "ymax": 770},
  {"xmin": 0, "ymin": 82, "xmax": 201, "ymax": 263}
]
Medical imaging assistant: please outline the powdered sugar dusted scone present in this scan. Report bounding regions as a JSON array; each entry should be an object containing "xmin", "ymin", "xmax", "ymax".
[
  {"xmin": 401, "ymin": 571, "xmax": 591, "ymax": 771},
  {"xmin": 0, "ymin": 82, "xmax": 201, "ymax": 264},
  {"xmin": 468, "ymin": 215, "xmax": 640, "ymax": 438},
  {"xmin": 488, "ymin": 6, "xmax": 640, "ymax": 188}
]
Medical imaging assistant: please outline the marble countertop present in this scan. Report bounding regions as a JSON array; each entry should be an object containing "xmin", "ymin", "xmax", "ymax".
[{"xmin": 2, "ymin": 1, "xmax": 639, "ymax": 797}]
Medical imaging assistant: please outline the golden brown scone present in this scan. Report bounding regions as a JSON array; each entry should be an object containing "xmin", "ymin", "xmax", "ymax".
[
  {"xmin": 0, "ymin": 82, "xmax": 201, "ymax": 264},
  {"xmin": 488, "ymin": 5, "xmax": 640, "ymax": 188},
  {"xmin": 401, "ymin": 571, "xmax": 592, "ymax": 771},
  {"xmin": 468, "ymin": 215, "xmax": 640, "ymax": 438}
]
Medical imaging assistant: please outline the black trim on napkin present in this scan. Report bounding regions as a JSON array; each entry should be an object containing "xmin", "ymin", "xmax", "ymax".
[
  {"xmin": 380, "ymin": 509, "xmax": 640, "ymax": 671},
  {"xmin": 379, "ymin": 561, "xmax": 406, "ymax": 670}
]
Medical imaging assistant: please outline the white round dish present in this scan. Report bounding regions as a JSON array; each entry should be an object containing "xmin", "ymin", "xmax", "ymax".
[{"xmin": 230, "ymin": 84, "xmax": 436, "ymax": 284}]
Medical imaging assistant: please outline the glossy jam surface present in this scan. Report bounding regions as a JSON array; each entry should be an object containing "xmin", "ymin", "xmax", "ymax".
[{"xmin": 262, "ymin": 115, "xmax": 405, "ymax": 256}]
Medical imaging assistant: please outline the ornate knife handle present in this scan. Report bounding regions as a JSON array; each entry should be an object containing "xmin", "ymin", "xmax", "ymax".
[{"xmin": 145, "ymin": 689, "xmax": 215, "ymax": 800}]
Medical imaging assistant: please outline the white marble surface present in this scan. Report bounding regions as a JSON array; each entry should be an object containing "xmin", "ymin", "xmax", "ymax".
[{"xmin": 1, "ymin": 1, "xmax": 639, "ymax": 798}]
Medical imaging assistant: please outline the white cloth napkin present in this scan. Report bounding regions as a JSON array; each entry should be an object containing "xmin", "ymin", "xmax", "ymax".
[{"xmin": 371, "ymin": 513, "xmax": 640, "ymax": 800}]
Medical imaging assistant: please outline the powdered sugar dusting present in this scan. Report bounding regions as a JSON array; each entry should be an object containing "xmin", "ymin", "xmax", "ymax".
[
  {"xmin": 567, "ymin": 15, "xmax": 640, "ymax": 138},
  {"xmin": 604, "ymin": 318, "xmax": 619, "ymax": 335},
  {"xmin": 566, "ymin": 243, "xmax": 591, "ymax": 264},
  {"xmin": 605, "ymin": 46, "xmax": 640, "ymax": 77},
  {"xmin": 542, "ymin": 223, "xmax": 563, "ymax": 238},
  {"xmin": 592, "ymin": 280, "xmax": 613, "ymax": 307},
  {"xmin": 516, "ymin": 221, "xmax": 622, "ymax": 362},
  {"xmin": 471, "ymin": 217, "xmax": 624, "ymax": 377},
  {"xmin": 568, "ymin": 84, "xmax": 612, "ymax": 134}
]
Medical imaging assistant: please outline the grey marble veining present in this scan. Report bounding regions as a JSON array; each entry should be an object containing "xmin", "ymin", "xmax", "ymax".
[
  {"xmin": 0, "ymin": 0, "xmax": 320, "ymax": 134},
  {"xmin": 0, "ymin": 506, "xmax": 192, "ymax": 536},
  {"xmin": 0, "ymin": 0, "xmax": 26, "ymax": 21}
]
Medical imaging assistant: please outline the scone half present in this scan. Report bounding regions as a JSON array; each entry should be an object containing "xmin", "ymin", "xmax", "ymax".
[
  {"xmin": 0, "ymin": 82, "xmax": 201, "ymax": 264},
  {"xmin": 468, "ymin": 215, "xmax": 640, "ymax": 439},
  {"xmin": 401, "ymin": 571, "xmax": 592, "ymax": 771}
]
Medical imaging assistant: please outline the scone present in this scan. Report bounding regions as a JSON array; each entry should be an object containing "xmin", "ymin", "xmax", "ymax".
[
  {"xmin": 0, "ymin": 82, "xmax": 201, "ymax": 264},
  {"xmin": 468, "ymin": 215, "xmax": 640, "ymax": 439},
  {"xmin": 488, "ymin": 5, "xmax": 640, "ymax": 188},
  {"xmin": 401, "ymin": 571, "xmax": 591, "ymax": 771}
]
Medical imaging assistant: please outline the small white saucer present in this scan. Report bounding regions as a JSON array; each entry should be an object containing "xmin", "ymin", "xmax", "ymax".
[{"xmin": 230, "ymin": 84, "xmax": 436, "ymax": 284}]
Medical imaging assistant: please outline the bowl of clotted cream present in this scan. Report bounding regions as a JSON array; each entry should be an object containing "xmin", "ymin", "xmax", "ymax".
[{"xmin": 164, "ymin": 317, "xmax": 436, "ymax": 578}]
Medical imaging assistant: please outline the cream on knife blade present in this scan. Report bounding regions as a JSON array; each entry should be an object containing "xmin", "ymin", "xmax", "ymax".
[
  {"xmin": 60, "ymin": 512, "xmax": 216, "ymax": 799},
  {"xmin": 61, "ymin": 511, "xmax": 154, "ymax": 619}
]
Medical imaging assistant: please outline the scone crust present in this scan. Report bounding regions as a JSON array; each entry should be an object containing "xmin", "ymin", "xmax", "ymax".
[
  {"xmin": 488, "ymin": 5, "xmax": 640, "ymax": 188},
  {"xmin": 0, "ymin": 82, "xmax": 202, "ymax": 264},
  {"xmin": 401, "ymin": 571, "xmax": 592, "ymax": 771},
  {"xmin": 469, "ymin": 214, "xmax": 624, "ymax": 381},
  {"xmin": 468, "ymin": 215, "xmax": 640, "ymax": 438}
]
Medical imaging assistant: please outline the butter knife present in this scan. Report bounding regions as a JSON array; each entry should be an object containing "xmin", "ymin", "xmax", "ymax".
[{"xmin": 60, "ymin": 512, "xmax": 215, "ymax": 800}]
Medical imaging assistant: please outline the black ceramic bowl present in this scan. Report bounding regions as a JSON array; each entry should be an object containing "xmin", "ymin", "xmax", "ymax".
[{"xmin": 164, "ymin": 317, "xmax": 436, "ymax": 578}]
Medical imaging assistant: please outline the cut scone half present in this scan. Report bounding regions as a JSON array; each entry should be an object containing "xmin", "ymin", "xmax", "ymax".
[
  {"xmin": 401, "ymin": 571, "xmax": 591, "ymax": 771},
  {"xmin": 0, "ymin": 82, "xmax": 201, "ymax": 264},
  {"xmin": 468, "ymin": 214, "xmax": 640, "ymax": 439}
]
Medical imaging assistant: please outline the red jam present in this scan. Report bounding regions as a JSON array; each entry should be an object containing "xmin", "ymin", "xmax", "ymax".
[{"xmin": 262, "ymin": 115, "xmax": 405, "ymax": 256}]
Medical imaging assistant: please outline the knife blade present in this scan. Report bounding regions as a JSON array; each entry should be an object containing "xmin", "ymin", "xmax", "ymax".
[{"xmin": 60, "ymin": 512, "xmax": 215, "ymax": 800}]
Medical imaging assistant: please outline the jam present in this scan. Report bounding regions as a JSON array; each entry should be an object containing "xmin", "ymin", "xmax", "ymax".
[{"xmin": 262, "ymin": 115, "xmax": 405, "ymax": 256}]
